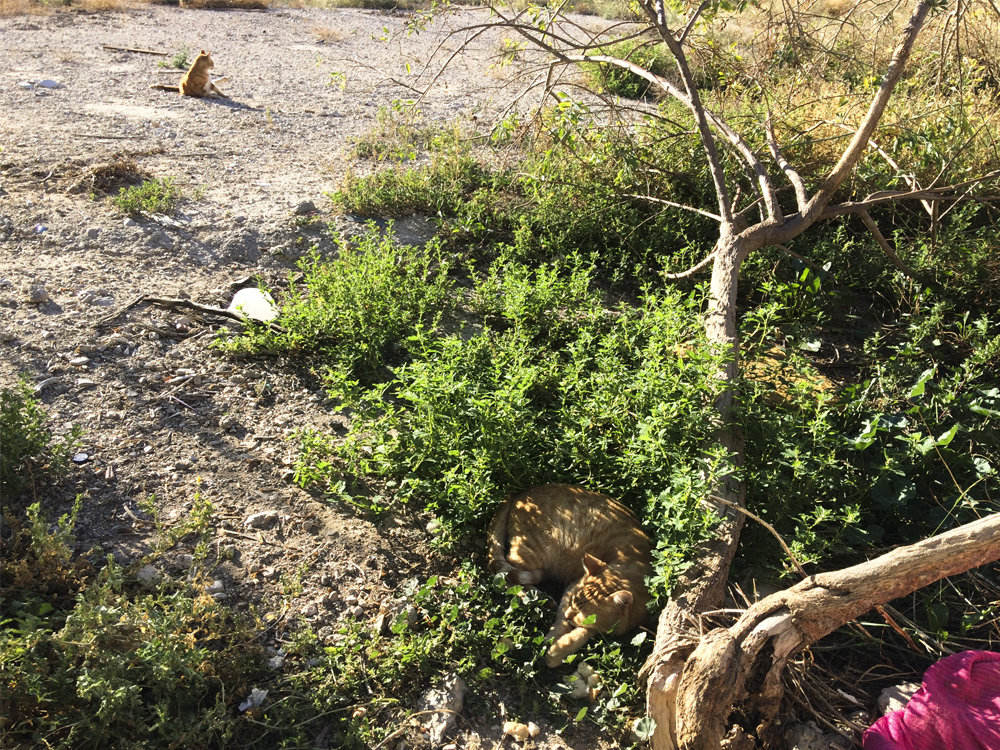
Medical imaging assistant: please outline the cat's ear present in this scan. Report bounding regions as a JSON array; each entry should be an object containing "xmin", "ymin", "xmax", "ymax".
[
  {"xmin": 582, "ymin": 553, "xmax": 605, "ymax": 576},
  {"xmin": 611, "ymin": 590, "xmax": 633, "ymax": 611}
]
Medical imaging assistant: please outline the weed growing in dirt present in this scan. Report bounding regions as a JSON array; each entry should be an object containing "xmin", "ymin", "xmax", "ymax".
[
  {"xmin": 353, "ymin": 101, "xmax": 461, "ymax": 162},
  {"xmin": 0, "ymin": 378, "xmax": 80, "ymax": 499},
  {"xmin": 158, "ymin": 44, "xmax": 190, "ymax": 69},
  {"xmin": 111, "ymin": 176, "xmax": 182, "ymax": 215},
  {"xmin": 0, "ymin": 503, "xmax": 265, "ymax": 749},
  {"xmin": 139, "ymin": 491, "xmax": 217, "ymax": 563}
]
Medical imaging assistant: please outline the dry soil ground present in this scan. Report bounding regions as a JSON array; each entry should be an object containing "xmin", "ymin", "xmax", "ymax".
[{"xmin": 0, "ymin": 6, "xmax": 616, "ymax": 748}]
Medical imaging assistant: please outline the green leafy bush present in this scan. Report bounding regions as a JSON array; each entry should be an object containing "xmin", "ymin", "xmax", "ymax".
[
  {"xmin": 738, "ymin": 274, "xmax": 1000, "ymax": 578},
  {"xmin": 217, "ymin": 232, "xmax": 456, "ymax": 385},
  {"xmin": 0, "ymin": 378, "xmax": 79, "ymax": 498},
  {"xmin": 288, "ymin": 255, "xmax": 724, "ymax": 598}
]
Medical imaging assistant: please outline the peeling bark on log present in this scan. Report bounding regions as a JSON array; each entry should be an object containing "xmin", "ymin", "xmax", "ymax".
[{"xmin": 662, "ymin": 512, "xmax": 1000, "ymax": 750}]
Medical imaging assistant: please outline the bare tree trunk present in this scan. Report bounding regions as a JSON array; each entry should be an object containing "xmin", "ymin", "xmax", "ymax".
[{"xmin": 644, "ymin": 232, "xmax": 749, "ymax": 750}]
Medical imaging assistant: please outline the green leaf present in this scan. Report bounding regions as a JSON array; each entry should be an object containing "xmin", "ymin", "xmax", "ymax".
[
  {"xmin": 798, "ymin": 338, "xmax": 821, "ymax": 352},
  {"xmin": 848, "ymin": 419, "xmax": 878, "ymax": 450},
  {"xmin": 575, "ymin": 707, "xmax": 588, "ymax": 722},
  {"xmin": 582, "ymin": 614, "xmax": 597, "ymax": 626},
  {"xmin": 634, "ymin": 717, "xmax": 656, "ymax": 740},
  {"xmin": 927, "ymin": 601, "xmax": 950, "ymax": 632},
  {"xmin": 935, "ymin": 424, "xmax": 959, "ymax": 447},
  {"xmin": 630, "ymin": 631, "xmax": 648, "ymax": 646},
  {"xmin": 908, "ymin": 368, "xmax": 935, "ymax": 398}
]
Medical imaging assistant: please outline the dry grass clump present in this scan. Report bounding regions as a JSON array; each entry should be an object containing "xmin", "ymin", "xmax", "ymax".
[
  {"xmin": 179, "ymin": 0, "xmax": 268, "ymax": 7},
  {"xmin": 311, "ymin": 22, "xmax": 344, "ymax": 43},
  {"xmin": 87, "ymin": 158, "xmax": 144, "ymax": 192},
  {"xmin": 1, "ymin": 0, "xmax": 143, "ymax": 11},
  {"xmin": 0, "ymin": 0, "xmax": 49, "ymax": 16}
]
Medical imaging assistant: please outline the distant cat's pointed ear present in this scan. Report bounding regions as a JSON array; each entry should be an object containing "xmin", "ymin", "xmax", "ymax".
[
  {"xmin": 582, "ymin": 553, "xmax": 605, "ymax": 576},
  {"xmin": 201, "ymin": 50, "xmax": 208, "ymax": 55},
  {"xmin": 611, "ymin": 591, "xmax": 633, "ymax": 611}
]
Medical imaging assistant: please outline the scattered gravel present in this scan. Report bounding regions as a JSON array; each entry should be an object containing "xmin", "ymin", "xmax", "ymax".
[{"xmin": 0, "ymin": 6, "xmax": 615, "ymax": 748}]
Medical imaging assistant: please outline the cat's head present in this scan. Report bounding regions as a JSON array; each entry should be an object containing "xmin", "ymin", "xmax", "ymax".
[
  {"xmin": 193, "ymin": 50, "xmax": 215, "ymax": 70},
  {"xmin": 562, "ymin": 553, "xmax": 635, "ymax": 635}
]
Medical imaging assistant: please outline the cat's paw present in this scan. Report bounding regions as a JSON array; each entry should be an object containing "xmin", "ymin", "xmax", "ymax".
[{"xmin": 515, "ymin": 569, "xmax": 543, "ymax": 585}]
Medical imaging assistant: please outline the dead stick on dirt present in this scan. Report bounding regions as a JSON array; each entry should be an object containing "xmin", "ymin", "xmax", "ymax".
[
  {"xmin": 71, "ymin": 133, "xmax": 147, "ymax": 140},
  {"xmin": 102, "ymin": 45, "xmax": 169, "ymax": 56},
  {"xmin": 95, "ymin": 294, "xmax": 284, "ymax": 334}
]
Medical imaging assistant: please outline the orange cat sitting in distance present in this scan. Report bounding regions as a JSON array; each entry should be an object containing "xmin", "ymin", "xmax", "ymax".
[
  {"xmin": 179, "ymin": 50, "xmax": 227, "ymax": 98},
  {"xmin": 488, "ymin": 484, "xmax": 653, "ymax": 667}
]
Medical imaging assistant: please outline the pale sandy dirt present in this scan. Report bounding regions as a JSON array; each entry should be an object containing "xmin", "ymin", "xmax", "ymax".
[{"xmin": 0, "ymin": 5, "xmax": 622, "ymax": 749}]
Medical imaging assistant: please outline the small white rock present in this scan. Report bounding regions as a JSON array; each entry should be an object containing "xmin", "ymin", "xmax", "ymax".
[
  {"xmin": 245, "ymin": 510, "xmax": 279, "ymax": 529},
  {"xmin": 27, "ymin": 286, "xmax": 49, "ymax": 303},
  {"xmin": 137, "ymin": 564, "xmax": 162, "ymax": 587}
]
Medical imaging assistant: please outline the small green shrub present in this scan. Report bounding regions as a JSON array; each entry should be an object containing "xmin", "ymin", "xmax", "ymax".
[
  {"xmin": 0, "ymin": 378, "xmax": 79, "ymax": 498},
  {"xmin": 216, "ymin": 232, "xmax": 455, "ymax": 386},
  {"xmin": 0, "ymin": 504, "xmax": 264, "ymax": 749},
  {"xmin": 171, "ymin": 44, "xmax": 190, "ymax": 69},
  {"xmin": 111, "ymin": 176, "xmax": 182, "ymax": 215},
  {"xmin": 158, "ymin": 44, "xmax": 190, "ymax": 69}
]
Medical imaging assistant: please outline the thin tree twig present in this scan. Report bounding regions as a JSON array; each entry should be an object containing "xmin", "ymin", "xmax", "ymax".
[
  {"xmin": 706, "ymin": 494, "xmax": 807, "ymax": 579},
  {"xmin": 660, "ymin": 251, "xmax": 716, "ymax": 279},
  {"xmin": 624, "ymin": 194, "xmax": 722, "ymax": 221},
  {"xmin": 859, "ymin": 209, "xmax": 925, "ymax": 282}
]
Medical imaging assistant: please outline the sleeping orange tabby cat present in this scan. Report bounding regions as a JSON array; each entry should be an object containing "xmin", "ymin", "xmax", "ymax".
[{"xmin": 488, "ymin": 484, "xmax": 653, "ymax": 667}]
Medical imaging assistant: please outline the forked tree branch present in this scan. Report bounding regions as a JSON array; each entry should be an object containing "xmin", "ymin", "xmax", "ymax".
[
  {"xmin": 804, "ymin": 1, "xmax": 932, "ymax": 218},
  {"xmin": 765, "ymin": 113, "xmax": 809, "ymax": 214}
]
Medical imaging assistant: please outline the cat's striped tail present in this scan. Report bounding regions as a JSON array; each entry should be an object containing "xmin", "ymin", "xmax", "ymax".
[{"xmin": 487, "ymin": 495, "xmax": 515, "ymax": 576}]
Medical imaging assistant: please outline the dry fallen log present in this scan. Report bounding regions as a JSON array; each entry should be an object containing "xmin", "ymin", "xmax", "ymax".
[{"xmin": 646, "ymin": 512, "xmax": 1000, "ymax": 750}]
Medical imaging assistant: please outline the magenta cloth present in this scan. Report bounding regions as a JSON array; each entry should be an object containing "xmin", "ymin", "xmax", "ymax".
[{"xmin": 863, "ymin": 650, "xmax": 1000, "ymax": 750}]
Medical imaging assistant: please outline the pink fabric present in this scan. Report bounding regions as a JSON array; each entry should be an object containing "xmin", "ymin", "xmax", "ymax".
[{"xmin": 863, "ymin": 650, "xmax": 1000, "ymax": 750}]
